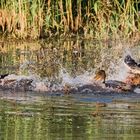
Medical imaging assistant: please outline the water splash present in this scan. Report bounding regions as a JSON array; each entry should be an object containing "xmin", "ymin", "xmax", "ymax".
[
  {"xmin": 107, "ymin": 45, "xmax": 134, "ymax": 81},
  {"xmin": 60, "ymin": 69, "xmax": 93, "ymax": 86},
  {"xmin": 0, "ymin": 40, "xmax": 139, "ymax": 93},
  {"xmin": 108, "ymin": 59, "xmax": 129, "ymax": 81}
]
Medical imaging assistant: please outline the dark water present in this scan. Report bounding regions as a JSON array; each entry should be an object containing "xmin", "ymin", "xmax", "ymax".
[{"xmin": 0, "ymin": 39, "xmax": 140, "ymax": 139}]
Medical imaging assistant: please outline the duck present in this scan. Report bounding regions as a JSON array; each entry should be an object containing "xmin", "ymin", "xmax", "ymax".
[
  {"xmin": 94, "ymin": 70, "xmax": 133, "ymax": 91},
  {"xmin": 125, "ymin": 74, "xmax": 140, "ymax": 86},
  {"xmin": 124, "ymin": 55, "xmax": 140, "ymax": 74},
  {"xmin": 0, "ymin": 73, "xmax": 9, "ymax": 79},
  {"xmin": 0, "ymin": 75, "xmax": 34, "ymax": 91},
  {"xmin": 124, "ymin": 55, "xmax": 140, "ymax": 86},
  {"xmin": 63, "ymin": 70, "xmax": 133, "ymax": 94}
]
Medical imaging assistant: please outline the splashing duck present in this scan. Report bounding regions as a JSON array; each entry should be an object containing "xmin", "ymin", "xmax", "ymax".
[
  {"xmin": 124, "ymin": 55, "xmax": 140, "ymax": 74},
  {"xmin": 124, "ymin": 55, "xmax": 140, "ymax": 86},
  {"xmin": 94, "ymin": 70, "xmax": 133, "ymax": 91},
  {"xmin": 0, "ymin": 74, "xmax": 35, "ymax": 91}
]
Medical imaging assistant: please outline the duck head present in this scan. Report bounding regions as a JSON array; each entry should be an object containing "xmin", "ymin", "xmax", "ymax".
[
  {"xmin": 94, "ymin": 70, "xmax": 106, "ymax": 83},
  {"xmin": 124, "ymin": 55, "xmax": 137, "ymax": 67}
]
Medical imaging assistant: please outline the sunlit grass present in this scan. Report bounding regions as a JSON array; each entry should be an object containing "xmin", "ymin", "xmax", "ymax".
[{"xmin": 0, "ymin": 0, "xmax": 140, "ymax": 39}]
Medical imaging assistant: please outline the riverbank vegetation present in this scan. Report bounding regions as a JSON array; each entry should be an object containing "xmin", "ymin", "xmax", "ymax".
[{"xmin": 0, "ymin": 0, "xmax": 140, "ymax": 40}]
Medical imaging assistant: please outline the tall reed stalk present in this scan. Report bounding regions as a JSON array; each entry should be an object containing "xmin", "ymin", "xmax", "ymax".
[{"xmin": 0, "ymin": 0, "xmax": 139, "ymax": 39}]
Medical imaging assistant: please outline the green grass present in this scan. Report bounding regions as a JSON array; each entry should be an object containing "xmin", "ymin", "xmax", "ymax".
[{"xmin": 0, "ymin": 0, "xmax": 140, "ymax": 40}]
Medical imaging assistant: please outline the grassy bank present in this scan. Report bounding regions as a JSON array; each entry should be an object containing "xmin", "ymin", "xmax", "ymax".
[{"xmin": 0, "ymin": 0, "xmax": 140, "ymax": 40}]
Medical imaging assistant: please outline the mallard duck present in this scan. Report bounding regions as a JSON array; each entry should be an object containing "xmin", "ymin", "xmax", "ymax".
[
  {"xmin": 94, "ymin": 70, "xmax": 132, "ymax": 91},
  {"xmin": 0, "ymin": 75, "xmax": 34, "ymax": 91},
  {"xmin": 124, "ymin": 55, "xmax": 140, "ymax": 74},
  {"xmin": 125, "ymin": 74, "xmax": 140, "ymax": 86},
  {"xmin": 94, "ymin": 70, "xmax": 106, "ymax": 83},
  {"xmin": 124, "ymin": 55, "xmax": 140, "ymax": 85}
]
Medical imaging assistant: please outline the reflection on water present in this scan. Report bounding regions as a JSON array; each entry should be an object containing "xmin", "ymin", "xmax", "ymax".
[
  {"xmin": 0, "ymin": 91, "xmax": 140, "ymax": 140},
  {"xmin": 0, "ymin": 40, "xmax": 140, "ymax": 83},
  {"xmin": 0, "ymin": 39, "xmax": 140, "ymax": 139}
]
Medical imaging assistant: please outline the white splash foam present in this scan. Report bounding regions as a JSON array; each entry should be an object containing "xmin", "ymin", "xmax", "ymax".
[
  {"xmin": 108, "ymin": 61, "xmax": 129, "ymax": 81},
  {"xmin": 60, "ymin": 69, "xmax": 93, "ymax": 86},
  {"xmin": 134, "ymin": 88, "xmax": 140, "ymax": 94},
  {"xmin": 34, "ymin": 82, "xmax": 49, "ymax": 91},
  {"xmin": 4, "ymin": 74, "xmax": 36, "ymax": 81},
  {"xmin": 107, "ymin": 46, "xmax": 133, "ymax": 81}
]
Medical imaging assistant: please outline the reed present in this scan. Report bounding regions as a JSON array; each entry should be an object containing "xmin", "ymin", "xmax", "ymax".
[{"xmin": 0, "ymin": 0, "xmax": 139, "ymax": 39}]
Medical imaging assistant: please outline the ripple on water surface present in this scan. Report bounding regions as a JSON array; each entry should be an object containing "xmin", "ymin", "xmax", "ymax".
[{"xmin": 0, "ymin": 90, "xmax": 140, "ymax": 140}]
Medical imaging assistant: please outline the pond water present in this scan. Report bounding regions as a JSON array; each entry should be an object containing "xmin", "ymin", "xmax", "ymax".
[
  {"xmin": 0, "ymin": 91, "xmax": 140, "ymax": 140},
  {"xmin": 0, "ymin": 39, "xmax": 140, "ymax": 139}
]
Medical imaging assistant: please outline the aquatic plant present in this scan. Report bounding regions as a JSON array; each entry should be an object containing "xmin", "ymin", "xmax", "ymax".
[{"xmin": 0, "ymin": 0, "xmax": 140, "ymax": 39}]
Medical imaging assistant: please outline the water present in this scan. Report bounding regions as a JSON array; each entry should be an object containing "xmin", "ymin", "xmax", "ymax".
[
  {"xmin": 0, "ymin": 39, "xmax": 140, "ymax": 139},
  {"xmin": 0, "ymin": 91, "xmax": 140, "ymax": 140}
]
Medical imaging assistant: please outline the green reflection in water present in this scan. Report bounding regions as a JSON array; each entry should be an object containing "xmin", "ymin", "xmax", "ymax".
[
  {"xmin": 0, "ymin": 94, "xmax": 140, "ymax": 140},
  {"xmin": 0, "ymin": 40, "xmax": 140, "ymax": 79}
]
